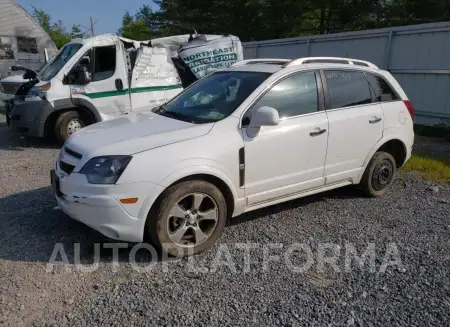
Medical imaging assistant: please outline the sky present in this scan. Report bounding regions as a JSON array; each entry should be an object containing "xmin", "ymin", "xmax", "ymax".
[{"xmin": 15, "ymin": 0, "xmax": 158, "ymax": 35}]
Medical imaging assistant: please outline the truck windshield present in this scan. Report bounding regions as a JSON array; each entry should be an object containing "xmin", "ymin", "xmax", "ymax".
[
  {"xmin": 155, "ymin": 71, "xmax": 271, "ymax": 123},
  {"xmin": 39, "ymin": 43, "xmax": 83, "ymax": 81}
]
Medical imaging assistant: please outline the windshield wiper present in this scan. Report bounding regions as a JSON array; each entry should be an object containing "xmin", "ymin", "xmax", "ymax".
[
  {"xmin": 155, "ymin": 104, "xmax": 217, "ymax": 124},
  {"xmin": 153, "ymin": 104, "xmax": 166, "ymax": 114},
  {"xmin": 158, "ymin": 110, "xmax": 194, "ymax": 122}
]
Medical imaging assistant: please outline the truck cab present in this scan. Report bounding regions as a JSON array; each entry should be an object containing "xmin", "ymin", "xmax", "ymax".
[{"xmin": 6, "ymin": 33, "xmax": 242, "ymax": 144}]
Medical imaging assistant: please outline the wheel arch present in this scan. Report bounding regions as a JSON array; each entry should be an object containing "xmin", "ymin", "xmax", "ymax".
[
  {"xmin": 376, "ymin": 139, "xmax": 407, "ymax": 168},
  {"xmin": 141, "ymin": 169, "xmax": 239, "ymax": 239},
  {"xmin": 167, "ymin": 174, "xmax": 235, "ymax": 218},
  {"xmin": 362, "ymin": 136, "xmax": 409, "ymax": 171},
  {"xmin": 44, "ymin": 102, "xmax": 101, "ymax": 139}
]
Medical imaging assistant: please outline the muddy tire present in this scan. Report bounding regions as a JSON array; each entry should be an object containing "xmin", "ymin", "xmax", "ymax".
[
  {"xmin": 360, "ymin": 151, "xmax": 396, "ymax": 197},
  {"xmin": 147, "ymin": 180, "xmax": 227, "ymax": 257}
]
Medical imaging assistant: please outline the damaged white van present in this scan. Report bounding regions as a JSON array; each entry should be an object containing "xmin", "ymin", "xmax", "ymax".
[{"xmin": 5, "ymin": 33, "xmax": 242, "ymax": 143}]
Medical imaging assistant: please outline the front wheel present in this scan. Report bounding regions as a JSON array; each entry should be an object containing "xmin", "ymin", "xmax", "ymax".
[
  {"xmin": 147, "ymin": 180, "xmax": 228, "ymax": 257},
  {"xmin": 54, "ymin": 111, "xmax": 86, "ymax": 145},
  {"xmin": 360, "ymin": 151, "xmax": 396, "ymax": 197}
]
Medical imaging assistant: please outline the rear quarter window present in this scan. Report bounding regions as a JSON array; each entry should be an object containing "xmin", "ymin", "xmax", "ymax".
[{"xmin": 365, "ymin": 73, "xmax": 400, "ymax": 102}]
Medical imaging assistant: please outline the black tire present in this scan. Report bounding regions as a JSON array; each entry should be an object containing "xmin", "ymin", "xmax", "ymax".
[
  {"xmin": 54, "ymin": 111, "xmax": 86, "ymax": 145},
  {"xmin": 360, "ymin": 151, "xmax": 396, "ymax": 197},
  {"xmin": 147, "ymin": 180, "xmax": 228, "ymax": 257}
]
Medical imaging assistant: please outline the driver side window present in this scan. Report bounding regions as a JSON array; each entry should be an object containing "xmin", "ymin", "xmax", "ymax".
[
  {"xmin": 243, "ymin": 71, "xmax": 318, "ymax": 125},
  {"xmin": 73, "ymin": 45, "xmax": 116, "ymax": 83}
]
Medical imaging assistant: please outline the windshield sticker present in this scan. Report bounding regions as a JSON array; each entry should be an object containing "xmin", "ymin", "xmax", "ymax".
[
  {"xmin": 207, "ymin": 111, "xmax": 224, "ymax": 119},
  {"xmin": 70, "ymin": 86, "xmax": 86, "ymax": 95}
]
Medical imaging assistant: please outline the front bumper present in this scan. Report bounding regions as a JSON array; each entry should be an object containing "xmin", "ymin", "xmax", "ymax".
[
  {"xmin": 7, "ymin": 97, "xmax": 52, "ymax": 137},
  {"xmin": 52, "ymin": 169, "xmax": 164, "ymax": 242}
]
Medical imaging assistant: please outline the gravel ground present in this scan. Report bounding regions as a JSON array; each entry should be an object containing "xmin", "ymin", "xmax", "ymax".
[{"xmin": 0, "ymin": 124, "xmax": 449, "ymax": 327}]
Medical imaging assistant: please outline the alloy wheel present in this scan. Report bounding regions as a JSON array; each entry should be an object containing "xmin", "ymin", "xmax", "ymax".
[{"xmin": 166, "ymin": 193, "xmax": 219, "ymax": 248}]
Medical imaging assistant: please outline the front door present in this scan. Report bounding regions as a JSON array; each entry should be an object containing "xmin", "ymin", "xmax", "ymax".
[
  {"xmin": 70, "ymin": 44, "xmax": 131, "ymax": 120},
  {"xmin": 242, "ymin": 71, "xmax": 329, "ymax": 206},
  {"xmin": 322, "ymin": 69, "xmax": 384, "ymax": 184}
]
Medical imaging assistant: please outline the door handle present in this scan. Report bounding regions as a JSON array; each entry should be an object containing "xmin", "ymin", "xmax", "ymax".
[
  {"xmin": 309, "ymin": 128, "xmax": 327, "ymax": 137},
  {"xmin": 369, "ymin": 117, "xmax": 382, "ymax": 124},
  {"xmin": 115, "ymin": 78, "xmax": 123, "ymax": 91}
]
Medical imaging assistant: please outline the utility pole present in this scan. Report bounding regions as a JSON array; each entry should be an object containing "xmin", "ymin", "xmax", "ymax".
[{"xmin": 90, "ymin": 16, "xmax": 95, "ymax": 37}]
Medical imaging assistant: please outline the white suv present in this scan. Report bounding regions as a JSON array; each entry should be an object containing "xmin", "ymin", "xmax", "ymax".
[{"xmin": 52, "ymin": 57, "xmax": 414, "ymax": 256}]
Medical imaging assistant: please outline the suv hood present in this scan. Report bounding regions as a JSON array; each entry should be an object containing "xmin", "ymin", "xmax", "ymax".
[{"xmin": 66, "ymin": 112, "xmax": 214, "ymax": 157}]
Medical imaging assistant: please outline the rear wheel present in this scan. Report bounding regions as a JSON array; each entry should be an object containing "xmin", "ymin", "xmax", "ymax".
[
  {"xmin": 360, "ymin": 151, "xmax": 396, "ymax": 197},
  {"xmin": 147, "ymin": 180, "xmax": 227, "ymax": 257},
  {"xmin": 54, "ymin": 111, "xmax": 86, "ymax": 145}
]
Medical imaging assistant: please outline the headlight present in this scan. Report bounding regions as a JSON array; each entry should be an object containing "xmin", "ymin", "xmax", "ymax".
[
  {"xmin": 80, "ymin": 156, "xmax": 132, "ymax": 184},
  {"xmin": 27, "ymin": 82, "xmax": 51, "ymax": 99},
  {"xmin": 26, "ymin": 87, "xmax": 41, "ymax": 98}
]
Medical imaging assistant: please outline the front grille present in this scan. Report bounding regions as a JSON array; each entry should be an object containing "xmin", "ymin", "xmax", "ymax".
[
  {"xmin": 64, "ymin": 147, "xmax": 83, "ymax": 159},
  {"xmin": 59, "ymin": 161, "xmax": 75, "ymax": 175},
  {"xmin": 0, "ymin": 82, "xmax": 21, "ymax": 95}
]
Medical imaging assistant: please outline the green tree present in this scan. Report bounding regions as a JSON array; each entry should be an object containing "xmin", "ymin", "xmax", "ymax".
[
  {"xmin": 120, "ymin": 0, "xmax": 450, "ymax": 41},
  {"xmin": 32, "ymin": 7, "xmax": 87, "ymax": 48},
  {"xmin": 118, "ymin": 11, "xmax": 153, "ymax": 40}
]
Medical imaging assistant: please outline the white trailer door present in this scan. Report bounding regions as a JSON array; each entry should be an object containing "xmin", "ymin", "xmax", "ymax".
[{"xmin": 130, "ymin": 46, "xmax": 183, "ymax": 112}]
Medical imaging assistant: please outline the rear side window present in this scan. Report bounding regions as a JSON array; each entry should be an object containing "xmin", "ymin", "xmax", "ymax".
[
  {"xmin": 365, "ymin": 73, "xmax": 400, "ymax": 102},
  {"xmin": 252, "ymin": 71, "xmax": 318, "ymax": 118},
  {"xmin": 325, "ymin": 70, "xmax": 372, "ymax": 109}
]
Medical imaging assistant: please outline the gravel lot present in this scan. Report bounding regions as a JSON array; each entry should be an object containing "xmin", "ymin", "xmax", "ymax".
[{"xmin": 0, "ymin": 123, "xmax": 449, "ymax": 327}]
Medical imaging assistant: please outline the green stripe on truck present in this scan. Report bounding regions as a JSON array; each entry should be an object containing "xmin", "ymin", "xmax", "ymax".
[{"xmin": 85, "ymin": 84, "xmax": 183, "ymax": 99}]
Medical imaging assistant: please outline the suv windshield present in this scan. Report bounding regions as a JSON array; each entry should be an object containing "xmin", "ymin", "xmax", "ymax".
[
  {"xmin": 155, "ymin": 71, "xmax": 271, "ymax": 123},
  {"xmin": 39, "ymin": 43, "xmax": 83, "ymax": 81}
]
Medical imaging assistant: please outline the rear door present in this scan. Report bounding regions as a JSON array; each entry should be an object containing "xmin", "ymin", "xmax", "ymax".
[
  {"xmin": 70, "ymin": 44, "xmax": 131, "ymax": 120},
  {"xmin": 322, "ymin": 69, "xmax": 384, "ymax": 184}
]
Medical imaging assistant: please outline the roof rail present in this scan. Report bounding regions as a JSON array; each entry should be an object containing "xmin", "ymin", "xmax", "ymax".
[
  {"xmin": 285, "ymin": 57, "xmax": 378, "ymax": 69},
  {"xmin": 232, "ymin": 59, "xmax": 292, "ymax": 66}
]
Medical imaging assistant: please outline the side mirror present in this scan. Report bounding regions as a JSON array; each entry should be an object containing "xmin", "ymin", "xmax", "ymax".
[
  {"xmin": 65, "ymin": 67, "xmax": 91, "ymax": 85},
  {"xmin": 247, "ymin": 106, "xmax": 279, "ymax": 137},
  {"xmin": 79, "ymin": 56, "xmax": 90, "ymax": 66}
]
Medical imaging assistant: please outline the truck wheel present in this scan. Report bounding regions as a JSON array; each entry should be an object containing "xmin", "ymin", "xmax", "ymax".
[
  {"xmin": 54, "ymin": 111, "xmax": 86, "ymax": 145},
  {"xmin": 360, "ymin": 151, "xmax": 396, "ymax": 197},
  {"xmin": 147, "ymin": 180, "xmax": 228, "ymax": 257}
]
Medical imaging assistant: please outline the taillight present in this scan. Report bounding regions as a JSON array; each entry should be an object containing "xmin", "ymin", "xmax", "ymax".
[{"xmin": 403, "ymin": 100, "xmax": 414, "ymax": 121}]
